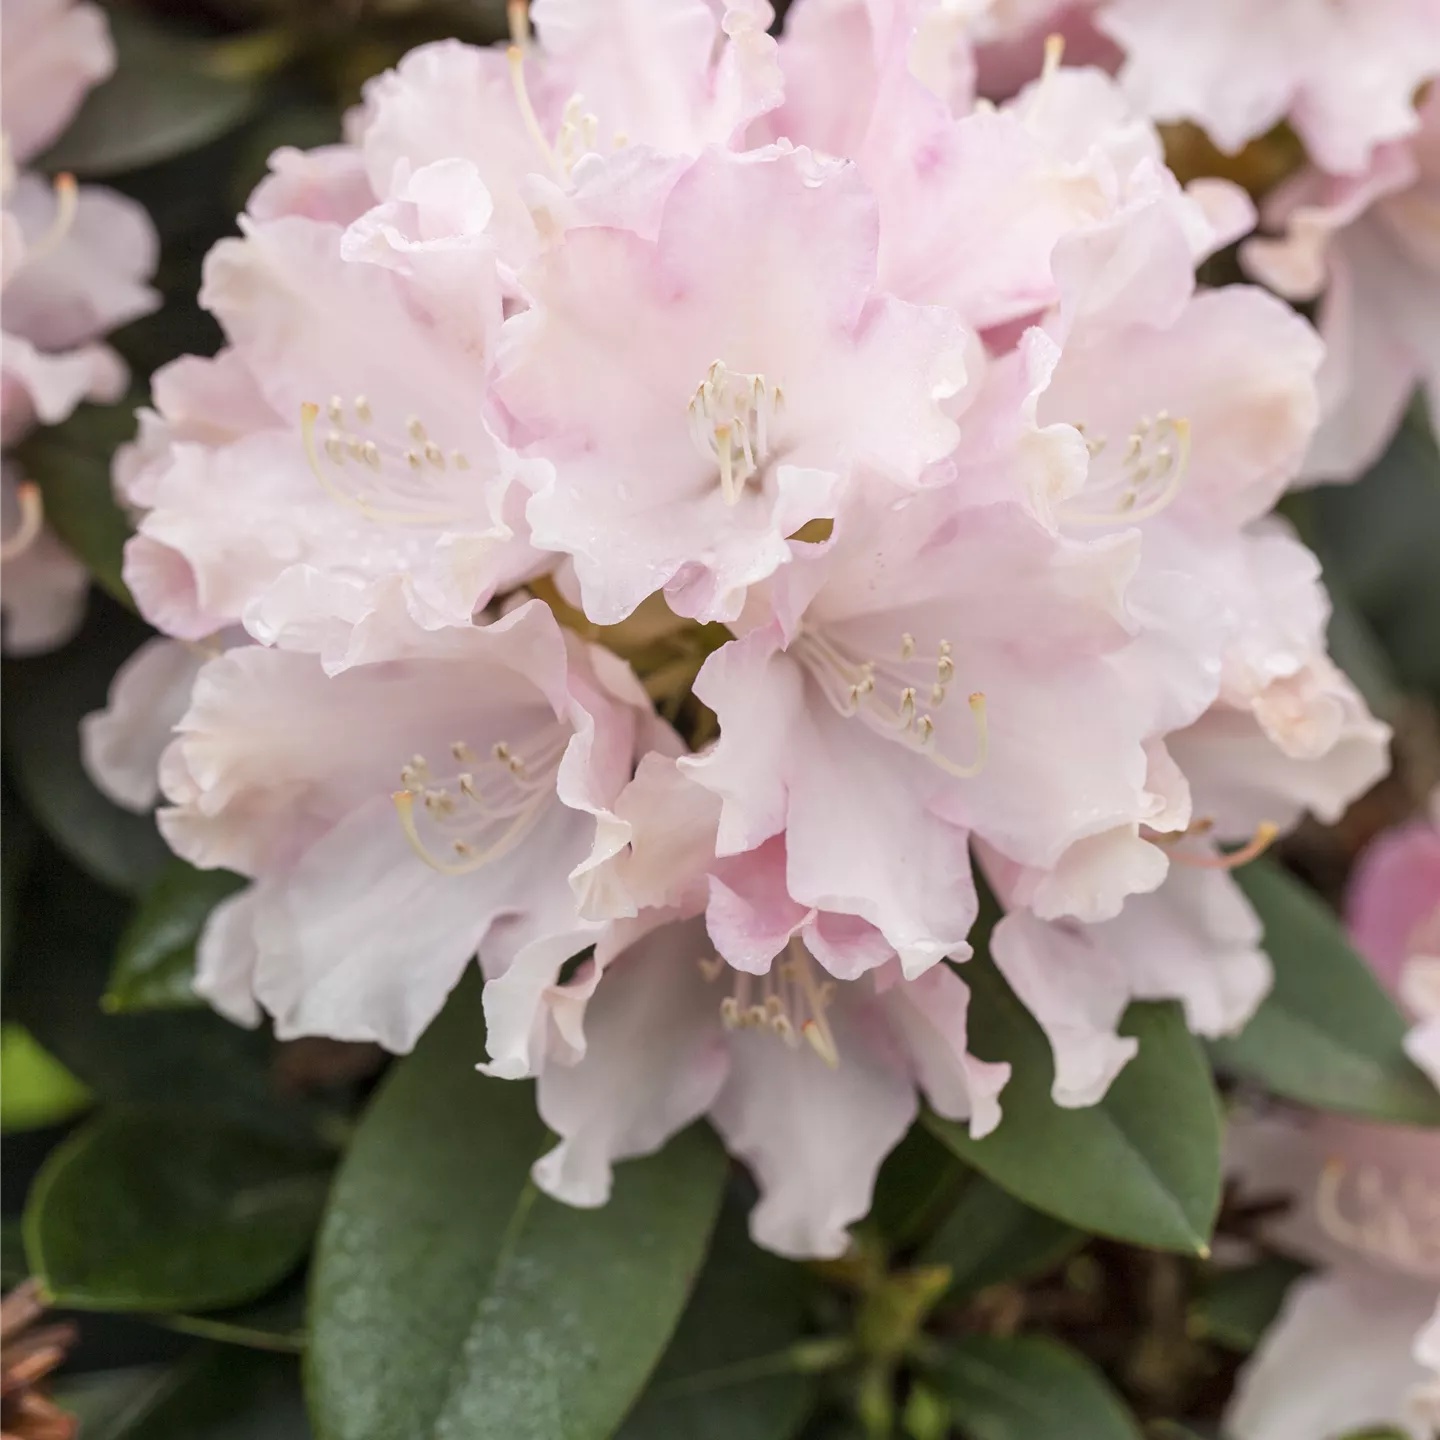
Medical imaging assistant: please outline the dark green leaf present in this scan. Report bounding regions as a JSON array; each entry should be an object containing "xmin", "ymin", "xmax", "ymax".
[
  {"xmin": 867, "ymin": 1122, "xmax": 967, "ymax": 1247},
  {"xmin": 1189, "ymin": 1256, "xmax": 1309, "ymax": 1352},
  {"xmin": 918, "ymin": 1175, "xmax": 1081, "ymax": 1298},
  {"xmin": 616, "ymin": 1191, "xmax": 818, "ymax": 1440},
  {"xmin": 56, "ymin": 1348, "xmax": 309, "ymax": 1440},
  {"xmin": 24, "ymin": 1111, "xmax": 327, "ymax": 1312},
  {"xmin": 308, "ymin": 974, "xmax": 727, "ymax": 1440},
  {"xmin": 106, "ymin": 860, "xmax": 245, "ymax": 1013},
  {"xmin": 934, "ymin": 1335, "xmax": 1141, "ymax": 1440},
  {"xmin": 1212, "ymin": 860, "xmax": 1440, "ymax": 1126},
  {"xmin": 42, "ymin": 12, "xmax": 260, "ymax": 177},
  {"xmin": 1312, "ymin": 411, "xmax": 1440, "ymax": 691},
  {"xmin": 927, "ymin": 959, "xmax": 1222, "ymax": 1254},
  {"xmin": 3, "ymin": 597, "xmax": 169, "ymax": 893},
  {"xmin": 4, "ymin": 840, "xmax": 312, "ymax": 1143},
  {"xmin": 13, "ymin": 402, "xmax": 139, "ymax": 608}
]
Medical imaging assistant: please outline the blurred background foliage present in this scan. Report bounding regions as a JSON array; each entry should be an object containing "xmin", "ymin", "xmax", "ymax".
[{"xmin": 2, "ymin": 3, "xmax": 1438, "ymax": 1440}]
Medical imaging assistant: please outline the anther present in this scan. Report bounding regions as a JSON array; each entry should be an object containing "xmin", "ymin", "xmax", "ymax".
[
  {"xmin": 355, "ymin": 395, "xmax": 371, "ymax": 422},
  {"xmin": 407, "ymin": 417, "xmax": 426, "ymax": 443},
  {"xmin": 328, "ymin": 396, "xmax": 344, "ymax": 424},
  {"xmin": 424, "ymin": 441, "xmax": 446, "ymax": 469},
  {"xmin": 900, "ymin": 633, "xmax": 917, "ymax": 660}
]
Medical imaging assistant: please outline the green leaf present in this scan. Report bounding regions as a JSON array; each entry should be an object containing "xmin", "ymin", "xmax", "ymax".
[
  {"xmin": 867, "ymin": 1122, "xmax": 967, "ymax": 1247},
  {"xmin": 615, "ymin": 1191, "xmax": 819, "ymax": 1440},
  {"xmin": 927, "ymin": 959, "xmax": 1222, "ymax": 1254},
  {"xmin": 42, "ymin": 12, "xmax": 260, "ymax": 177},
  {"xmin": 106, "ymin": 860, "xmax": 245, "ymax": 1013},
  {"xmin": 4, "ymin": 835, "xmax": 315, "ymax": 1145},
  {"xmin": 0, "ymin": 1021, "xmax": 91, "ymax": 1132},
  {"xmin": 918, "ymin": 1175, "xmax": 1081, "ymax": 1299},
  {"xmin": 1189, "ymin": 1255, "xmax": 1309, "ymax": 1353},
  {"xmin": 308, "ymin": 974, "xmax": 727, "ymax": 1440},
  {"xmin": 56, "ymin": 1349, "xmax": 308, "ymax": 1440},
  {"xmin": 13, "ymin": 402, "xmax": 139, "ymax": 608},
  {"xmin": 1312, "ymin": 410, "xmax": 1440, "ymax": 691},
  {"xmin": 933, "ymin": 1335, "xmax": 1142, "ymax": 1440},
  {"xmin": 24, "ymin": 1111, "xmax": 328, "ymax": 1312},
  {"xmin": 3, "ymin": 596, "xmax": 170, "ymax": 894},
  {"xmin": 1211, "ymin": 860, "xmax": 1440, "ymax": 1126}
]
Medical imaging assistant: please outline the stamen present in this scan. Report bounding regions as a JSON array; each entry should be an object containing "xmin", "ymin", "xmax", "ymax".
[
  {"xmin": 687, "ymin": 361, "xmax": 784, "ymax": 506},
  {"xmin": 795, "ymin": 629, "xmax": 988, "ymax": 780},
  {"xmin": 1, "ymin": 482, "xmax": 44, "ymax": 562},
  {"xmin": 507, "ymin": 43, "xmax": 563, "ymax": 178},
  {"xmin": 507, "ymin": 0, "xmax": 531, "ymax": 47},
  {"xmin": 711, "ymin": 939, "xmax": 842, "ymax": 1067},
  {"xmin": 1171, "ymin": 821, "xmax": 1278, "ymax": 871},
  {"xmin": 1064, "ymin": 415, "xmax": 1192, "ymax": 527},
  {"xmin": 1024, "ymin": 34, "xmax": 1066, "ymax": 128},
  {"xmin": 298, "ymin": 400, "xmax": 472, "ymax": 526},
  {"xmin": 26, "ymin": 173, "xmax": 77, "ymax": 263}
]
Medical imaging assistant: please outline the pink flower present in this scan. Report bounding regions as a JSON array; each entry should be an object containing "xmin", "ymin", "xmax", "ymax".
[
  {"xmin": 1226, "ymin": 1108, "xmax": 1440, "ymax": 1440},
  {"xmin": 119, "ymin": 151, "xmax": 548, "ymax": 669},
  {"xmin": 1348, "ymin": 791, "xmax": 1440, "ymax": 1093},
  {"xmin": 1244, "ymin": 90, "xmax": 1440, "ymax": 482},
  {"xmin": 161, "ymin": 601, "xmax": 654, "ymax": 1051},
  {"xmin": 523, "ymin": 915, "xmax": 1008, "ymax": 1258},
  {"xmin": 1097, "ymin": 0, "xmax": 1440, "ymax": 177},
  {"xmin": 495, "ymin": 143, "xmax": 971, "ymax": 625},
  {"xmin": 1, "ymin": 0, "xmax": 158, "ymax": 654}
]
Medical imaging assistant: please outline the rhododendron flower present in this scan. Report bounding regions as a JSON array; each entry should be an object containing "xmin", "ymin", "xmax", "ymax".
[
  {"xmin": 1097, "ymin": 0, "xmax": 1440, "ymax": 177},
  {"xmin": 158, "ymin": 602, "xmax": 653, "ymax": 1050},
  {"xmin": 1244, "ymin": 89, "xmax": 1440, "ymax": 482},
  {"xmin": 1, "ymin": 0, "xmax": 158, "ymax": 653},
  {"xmin": 1222, "ymin": 813, "xmax": 1440, "ymax": 1440},
  {"xmin": 497, "ymin": 142, "xmax": 970, "ymax": 625},
  {"xmin": 1225, "ymin": 1110, "xmax": 1440, "ymax": 1440},
  {"xmin": 118, "ymin": 164, "xmax": 548, "ymax": 669},
  {"xmin": 1347, "ymin": 791, "xmax": 1440, "ymax": 1092}
]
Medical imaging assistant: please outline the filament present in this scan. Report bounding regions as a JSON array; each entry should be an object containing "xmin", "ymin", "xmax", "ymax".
[{"xmin": 0, "ymin": 482, "xmax": 44, "ymax": 562}]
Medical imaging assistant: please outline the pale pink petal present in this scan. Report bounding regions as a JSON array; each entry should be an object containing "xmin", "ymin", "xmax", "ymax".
[
  {"xmin": 247, "ymin": 145, "xmax": 377, "ymax": 227},
  {"xmin": 1226, "ymin": 1269, "xmax": 1438, "ymax": 1440},
  {"xmin": 991, "ymin": 909, "xmax": 1138, "ymax": 1107},
  {"xmin": 1347, "ymin": 815, "xmax": 1440, "ymax": 994},
  {"xmin": 80, "ymin": 636, "xmax": 207, "ymax": 812},
  {"xmin": 533, "ymin": 918, "xmax": 731, "ymax": 1206},
  {"xmin": 0, "ymin": 0, "xmax": 113, "ymax": 165}
]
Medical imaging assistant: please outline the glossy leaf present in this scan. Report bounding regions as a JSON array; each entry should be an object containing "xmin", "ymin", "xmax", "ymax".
[
  {"xmin": 934, "ymin": 1335, "xmax": 1142, "ymax": 1440},
  {"xmin": 867, "ymin": 1123, "xmax": 967, "ymax": 1247},
  {"xmin": 162, "ymin": 1279, "xmax": 308, "ymax": 1354},
  {"xmin": 918, "ymin": 1175, "xmax": 1081, "ymax": 1298},
  {"xmin": 1212, "ymin": 860, "xmax": 1440, "ymax": 1126},
  {"xmin": 105, "ymin": 860, "xmax": 245, "ymax": 1014},
  {"xmin": 4, "ymin": 842, "xmax": 313, "ymax": 1143},
  {"xmin": 56, "ymin": 1349, "xmax": 308, "ymax": 1440},
  {"xmin": 24, "ymin": 1111, "xmax": 328, "ymax": 1312},
  {"xmin": 616, "ymin": 1191, "xmax": 819, "ymax": 1440},
  {"xmin": 1189, "ymin": 1256, "xmax": 1309, "ymax": 1353},
  {"xmin": 928, "ymin": 959, "xmax": 1222, "ymax": 1254},
  {"xmin": 0, "ymin": 1022, "xmax": 91, "ymax": 1132},
  {"xmin": 309, "ymin": 974, "xmax": 727, "ymax": 1440},
  {"xmin": 42, "ymin": 12, "xmax": 260, "ymax": 177},
  {"xmin": 3, "ymin": 597, "xmax": 169, "ymax": 894}
]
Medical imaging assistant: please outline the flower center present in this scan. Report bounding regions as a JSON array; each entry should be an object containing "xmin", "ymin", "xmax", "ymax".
[
  {"xmin": 1316, "ymin": 1157, "xmax": 1440, "ymax": 1279},
  {"xmin": 392, "ymin": 726, "xmax": 570, "ymax": 876},
  {"xmin": 1063, "ymin": 411, "xmax": 1192, "ymax": 527},
  {"xmin": 702, "ymin": 937, "xmax": 841, "ymax": 1068},
  {"xmin": 687, "ymin": 361, "xmax": 785, "ymax": 506},
  {"xmin": 299, "ymin": 397, "xmax": 475, "ymax": 527},
  {"xmin": 793, "ymin": 628, "xmax": 988, "ymax": 780}
]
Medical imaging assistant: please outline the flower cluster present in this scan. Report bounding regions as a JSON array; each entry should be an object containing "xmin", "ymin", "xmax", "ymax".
[
  {"xmin": 1, "ymin": 0, "xmax": 158, "ymax": 654},
  {"xmin": 91, "ymin": 0, "xmax": 1398, "ymax": 1259},
  {"xmin": 1225, "ymin": 793, "xmax": 1440, "ymax": 1440}
]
